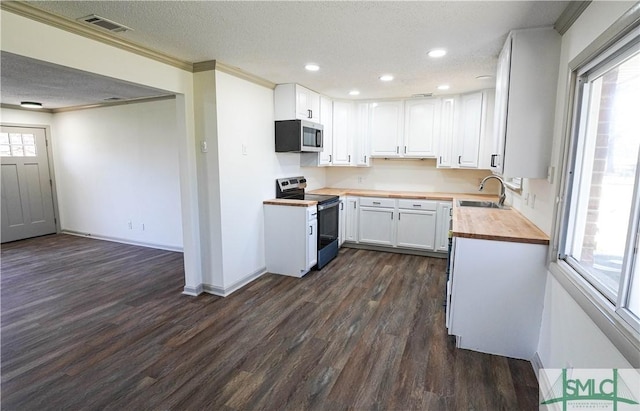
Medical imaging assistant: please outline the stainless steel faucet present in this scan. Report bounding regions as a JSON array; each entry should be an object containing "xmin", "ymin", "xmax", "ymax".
[{"xmin": 479, "ymin": 175, "xmax": 506, "ymax": 206}]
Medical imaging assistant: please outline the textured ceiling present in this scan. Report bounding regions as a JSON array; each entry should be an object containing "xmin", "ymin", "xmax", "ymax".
[
  {"xmin": 3, "ymin": 1, "xmax": 572, "ymax": 108},
  {"xmin": 1, "ymin": 52, "xmax": 170, "ymax": 109}
]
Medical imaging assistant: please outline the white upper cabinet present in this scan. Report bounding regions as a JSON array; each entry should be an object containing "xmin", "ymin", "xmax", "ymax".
[
  {"xmin": 353, "ymin": 102, "xmax": 371, "ymax": 166},
  {"xmin": 369, "ymin": 101, "xmax": 404, "ymax": 157},
  {"xmin": 274, "ymin": 83, "xmax": 321, "ymax": 122},
  {"xmin": 403, "ymin": 98, "xmax": 441, "ymax": 158},
  {"xmin": 491, "ymin": 27, "xmax": 560, "ymax": 178},
  {"xmin": 437, "ymin": 90, "xmax": 492, "ymax": 169},
  {"xmin": 331, "ymin": 100, "xmax": 354, "ymax": 166},
  {"xmin": 319, "ymin": 96, "xmax": 333, "ymax": 165}
]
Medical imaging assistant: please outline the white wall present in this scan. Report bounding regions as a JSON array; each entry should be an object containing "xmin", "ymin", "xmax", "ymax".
[
  {"xmin": 212, "ymin": 70, "xmax": 325, "ymax": 290},
  {"xmin": 326, "ymin": 159, "xmax": 494, "ymax": 194},
  {"xmin": 51, "ymin": 99, "xmax": 183, "ymax": 250},
  {"xmin": 535, "ymin": 1, "xmax": 638, "ymax": 369},
  {"xmin": 1, "ymin": 107, "xmax": 54, "ymax": 126}
]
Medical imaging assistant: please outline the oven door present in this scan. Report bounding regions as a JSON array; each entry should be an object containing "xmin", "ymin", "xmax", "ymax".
[{"xmin": 317, "ymin": 199, "xmax": 339, "ymax": 248}]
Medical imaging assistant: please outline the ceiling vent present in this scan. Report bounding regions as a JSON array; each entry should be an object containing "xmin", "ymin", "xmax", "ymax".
[
  {"xmin": 77, "ymin": 15, "xmax": 133, "ymax": 33},
  {"xmin": 411, "ymin": 93, "xmax": 433, "ymax": 98}
]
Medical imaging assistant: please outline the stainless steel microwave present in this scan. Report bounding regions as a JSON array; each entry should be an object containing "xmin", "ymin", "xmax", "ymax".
[{"xmin": 275, "ymin": 120, "xmax": 323, "ymax": 153}]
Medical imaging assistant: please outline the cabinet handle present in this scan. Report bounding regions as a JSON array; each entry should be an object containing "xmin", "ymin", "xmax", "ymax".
[
  {"xmin": 308, "ymin": 109, "xmax": 312, "ymax": 119},
  {"xmin": 373, "ymin": 201, "xmax": 381, "ymax": 205},
  {"xmin": 329, "ymin": 154, "xmax": 332, "ymax": 163},
  {"xmin": 413, "ymin": 204, "xmax": 421, "ymax": 207},
  {"xmin": 340, "ymin": 202, "xmax": 344, "ymax": 210},
  {"xmin": 310, "ymin": 225, "xmax": 313, "ymax": 235},
  {"xmin": 348, "ymin": 154, "xmax": 351, "ymax": 162},
  {"xmin": 398, "ymin": 212, "xmax": 400, "ymax": 220},
  {"xmin": 458, "ymin": 155, "xmax": 462, "ymax": 164},
  {"xmin": 404, "ymin": 146, "xmax": 407, "ymax": 154},
  {"xmin": 396, "ymin": 146, "xmax": 399, "ymax": 154},
  {"xmin": 490, "ymin": 154, "xmax": 497, "ymax": 167},
  {"xmin": 353, "ymin": 202, "xmax": 356, "ymax": 209},
  {"xmin": 364, "ymin": 155, "xmax": 367, "ymax": 163},
  {"xmin": 391, "ymin": 212, "xmax": 394, "ymax": 220}
]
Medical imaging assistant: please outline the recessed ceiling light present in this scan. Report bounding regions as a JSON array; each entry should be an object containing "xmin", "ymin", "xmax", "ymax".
[
  {"xmin": 305, "ymin": 63, "xmax": 320, "ymax": 72},
  {"xmin": 476, "ymin": 75, "xmax": 493, "ymax": 80},
  {"xmin": 20, "ymin": 101, "xmax": 43, "ymax": 109},
  {"xmin": 379, "ymin": 74, "xmax": 394, "ymax": 82},
  {"xmin": 349, "ymin": 90, "xmax": 360, "ymax": 96},
  {"xmin": 428, "ymin": 49, "xmax": 447, "ymax": 58},
  {"xmin": 437, "ymin": 84, "xmax": 450, "ymax": 90}
]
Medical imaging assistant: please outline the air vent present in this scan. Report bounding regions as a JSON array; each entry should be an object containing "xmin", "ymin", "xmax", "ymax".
[
  {"xmin": 103, "ymin": 97, "xmax": 123, "ymax": 102},
  {"xmin": 411, "ymin": 93, "xmax": 433, "ymax": 98},
  {"xmin": 78, "ymin": 14, "xmax": 133, "ymax": 33}
]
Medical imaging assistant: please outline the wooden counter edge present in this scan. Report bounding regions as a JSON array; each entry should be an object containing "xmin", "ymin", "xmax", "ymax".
[{"xmin": 263, "ymin": 199, "xmax": 318, "ymax": 207}]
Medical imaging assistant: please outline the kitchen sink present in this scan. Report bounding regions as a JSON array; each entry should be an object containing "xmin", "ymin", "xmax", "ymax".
[{"xmin": 457, "ymin": 199, "xmax": 510, "ymax": 209}]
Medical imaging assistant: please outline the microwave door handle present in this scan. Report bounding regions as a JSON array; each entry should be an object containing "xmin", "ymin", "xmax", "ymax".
[{"xmin": 317, "ymin": 130, "xmax": 322, "ymax": 148}]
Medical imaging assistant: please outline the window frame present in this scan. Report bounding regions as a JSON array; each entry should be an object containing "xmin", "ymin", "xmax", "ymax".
[{"xmin": 556, "ymin": 26, "xmax": 640, "ymax": 338}]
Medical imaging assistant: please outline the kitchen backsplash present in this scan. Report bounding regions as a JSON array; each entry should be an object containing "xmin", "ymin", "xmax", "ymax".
[{"xmin": 324, "ymin": 158, "xmax": 496, "ymax": 194}]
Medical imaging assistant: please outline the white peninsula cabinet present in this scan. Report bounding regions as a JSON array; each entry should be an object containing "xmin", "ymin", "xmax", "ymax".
[
  {"xmin": 274, "ymin": 83, "xmax": 320, "ymax": 122},
  {"xmin": 447, "ymin": 237, "xmax": 547, "ymax": 359},
  {"xmin": 491, "ymin": 27, "xmax": 560, "ymax": 178}
]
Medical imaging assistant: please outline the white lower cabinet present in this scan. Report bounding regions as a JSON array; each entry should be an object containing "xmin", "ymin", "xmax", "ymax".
[
  {"xmin": 347, "ymin": 197, "xmax": 447, "ymax": 253},
  {"xmin": 396, "ymin": 200, "xmax": 437, "ymax": 250},
  {"xmin": 358, "ymin": 197, "xmax": 396, "ymax": 246},
  {"xmin": 338, "ymin": 196, "xmax": 346, "ymax": 246},
  {"xmin": 345, "ymin": 196, "xmax": 359, "ymax": 242},
  {"xmin": 264, "ymin": 204, "xmax": 317, "ymax": 277},
  {"xmin": 447, "ymin": 237, "xmax": 547, "ymax": 359},
  {"xmin": 435, "ymin": 202, "xmax": 452, "ymax": 252}
]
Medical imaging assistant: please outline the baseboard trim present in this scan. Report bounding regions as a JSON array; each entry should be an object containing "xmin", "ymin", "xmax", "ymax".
[
  {"xmin": 202, "ymin": 267, "xmax": 266, "ymax": 297},
  {"xmin": 182, "ymin": 284, "xmax": 203, "ymax": 296},
  {"xmin": 531, "ymin": 351, "xmax": 544, "ymax": 381},
  {"xmin": 62, "ymin": 230, "xmax": 183, "ymax": 252},
  {"xmin": 342, "ymin": 242, "xmax": 447, "ymax": 258}
]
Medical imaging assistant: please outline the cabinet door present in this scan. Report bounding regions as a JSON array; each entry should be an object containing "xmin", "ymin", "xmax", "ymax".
[
  {"xmin": 338, "ymin": 197, "xmax": 346, "ymax": 246},
  {"xmin": 437, "ymin": 98, "xmax": 456, "ymax": 168},
  {"xmin": 332, "ymin": 101, "xmax": 353, "ymax": 165},
  {"xmin": 396, "ymin": 209, "xmax": 436, "ymax": 250},
  {"xmin": 491, "ymin": 39, "xmax": 511, "ymax": 174},
  {"xmin": 435, "ymin": 202, "xmax": 452, "ymax": 252},
  {"xmin": 369, "ymin": 101, "xmax": 403, "ymax": 157},
  {"xmin": 354, "ymin": 102, "xmax": 370, "ymax": 166},
  {"xmin": 296, "ymin": 85, "xmax": 320, "ymax": 121},
  {"xmin": 404, "ymin": 99, "xmax": 440, "ymax": 157},
  {"xmin": 345, "ymin": 196, "xmax": 359, "ymax": 242},
  {"xmin": 359, "ymin": 206, "xmax": 395, "ymax": 246},
  {"xmin": 319, "ymin": 96, "xmax": 333, "ymax": 165},
  {"xmin": 307, "ymin": 217, "xmax": 318, "ymax": 269},
  {"xmin": 456, "ymin": 92, "xmax": 483, "ymax": 168}
]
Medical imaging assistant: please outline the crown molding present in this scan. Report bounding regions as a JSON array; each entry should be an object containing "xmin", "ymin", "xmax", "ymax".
[
  {"xmin": 214, "ymin": 61, "xmax": 275, "ymax": 89},
  {"xmin": 554, "ymin": 1, "xmax": 592, "ymax": 35},
  {"xmin": 0, "ymin": 1, "xmax": 193, "ymax": 72},
  {"xmin": 193, "ymin": 60, "xmax": 217, "ymax": 73}
]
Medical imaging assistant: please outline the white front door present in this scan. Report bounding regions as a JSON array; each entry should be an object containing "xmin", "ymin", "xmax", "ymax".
[{"xmin": 1, "ymin": 126, "xmax": 56, "ymax": 243}]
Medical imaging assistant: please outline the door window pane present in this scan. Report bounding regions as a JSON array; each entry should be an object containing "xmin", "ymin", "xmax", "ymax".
[
  {"xmin": 569, "ymin": 51, "xmax": 640, "ymax": 299},
  {"xmin": 1, "ymin": 133, "xmax": 38, "ymax": 157}
]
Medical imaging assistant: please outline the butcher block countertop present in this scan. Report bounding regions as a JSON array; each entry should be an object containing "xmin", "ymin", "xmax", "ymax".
[
  {"xmin": 263, "ymin": 199, "xmax": 318, "ymax": 207},
  {"xmin": 307, "ymin": 187, "xmax": 550, "ymax": 245}
]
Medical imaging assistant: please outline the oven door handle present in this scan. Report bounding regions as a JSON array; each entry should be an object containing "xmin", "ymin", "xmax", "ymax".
[{"xmin": 317, "ymin": 200, "xmax": 340, "ymax": 211}]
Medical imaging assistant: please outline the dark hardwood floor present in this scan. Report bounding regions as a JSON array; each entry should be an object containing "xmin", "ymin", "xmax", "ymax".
[{"xmin": 1, "ymin": 234, "xmax": 539, "ymax": 410}]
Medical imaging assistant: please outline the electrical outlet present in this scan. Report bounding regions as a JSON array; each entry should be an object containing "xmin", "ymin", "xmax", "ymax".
[
  {"xmin": 242, "ymin": 143, "xmax": 248, "ymax": 156},
  {"xmin": 127, "ymin": 220, "xmax": 133, "ymax": 230},
  {"xmin": 358, "ymin": 176, "xmax": 364, "ymax": 184},
  {"xmin": 524, "ymin": 193, "xmax": 530, "ymax": 205},
  {"xmin": 200, "ymin": 140, "xmax": 208, "ymax": 153},
  {"xmin": 547, "ymin": 166, "xmax": 555, "ymax": 184}
]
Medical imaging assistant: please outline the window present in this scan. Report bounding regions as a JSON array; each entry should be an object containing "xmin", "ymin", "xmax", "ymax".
[
  {"xmin": 0, "ymin": 132, "xmax": 37, "ymax": 157},
  {"xmin": 560, "ymin": 32, "xmax": 640, "ymax": 331}
]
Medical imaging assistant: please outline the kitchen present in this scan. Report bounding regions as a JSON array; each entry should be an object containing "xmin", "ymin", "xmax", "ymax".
[{"xmin": 1, "ymin": 0, "xmax": 639, "ymax": 408}]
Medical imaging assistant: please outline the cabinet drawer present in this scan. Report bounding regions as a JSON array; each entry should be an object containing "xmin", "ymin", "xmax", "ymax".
[
  {"xmin": 359, "ymin": 197, "xmax": 395, "ymax": 208},
  {"xmin": 397, "ymin": 199, "xmax": 437, "ymax": 211}
]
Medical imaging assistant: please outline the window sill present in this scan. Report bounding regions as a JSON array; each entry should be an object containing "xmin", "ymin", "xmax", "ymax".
[
  {"xmin": 549, "ymin": 260, "xmax": 640, "ymax": 367},
  {"xmin": 504, "ymin": 180, "xmax": 522, "ymax": 194}
]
